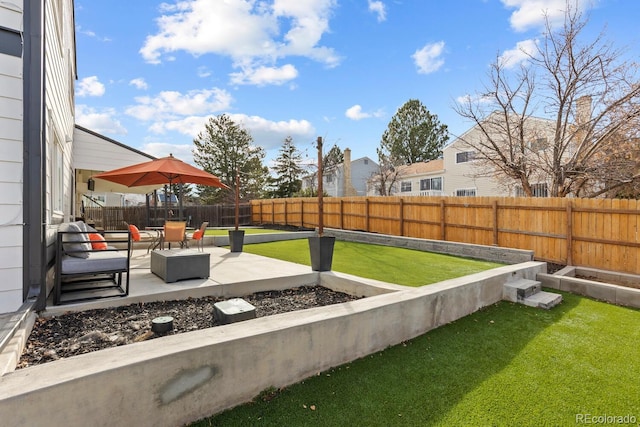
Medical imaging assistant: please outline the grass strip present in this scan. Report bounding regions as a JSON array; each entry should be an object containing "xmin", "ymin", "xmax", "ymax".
[{"xmin": 243, "ymin": 239, "xmax": 503, "ymax": 287}]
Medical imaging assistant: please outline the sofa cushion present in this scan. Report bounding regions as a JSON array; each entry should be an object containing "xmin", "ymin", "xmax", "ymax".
[
  {"xmin": 60, "ymin": 251, "xmax": 127, "ymax": 275},
  {"xmin": 59, "ymin": 222, "xmax": 91, "ymax": 258}
]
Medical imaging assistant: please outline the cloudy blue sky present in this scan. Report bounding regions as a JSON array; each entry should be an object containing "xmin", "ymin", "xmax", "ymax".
[{"xmin": 74, "ymin": 0, "xmax": 640, "ymax": 168}]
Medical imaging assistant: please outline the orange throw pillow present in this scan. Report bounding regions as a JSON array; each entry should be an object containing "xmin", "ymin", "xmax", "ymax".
[
  {"xmin": 193, "ymin": 230, "xmax": 203, "ymax": 240},
  {"xmin": 128, "ymin": 224, "xmax": 141, "ymax": 241},
  {"xmin": 89, "ymin": 233, "xmax": 108, "ymax": 250}
]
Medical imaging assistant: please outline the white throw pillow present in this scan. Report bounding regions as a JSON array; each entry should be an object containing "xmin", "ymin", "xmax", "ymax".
[{"xmin": 59, "ymin": 222, "xmax": 91, "ymax": 258}]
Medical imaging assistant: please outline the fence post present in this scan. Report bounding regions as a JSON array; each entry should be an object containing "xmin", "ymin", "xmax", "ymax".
[
  {"xmin": 493, "ymin": 200, "xmax": 498, "ymax": 246},
  {"xmin": 365, "ymin": 198, "xmax": 370, "ymax": 232},
  {"xmin": 300, "ymin": 200, "xmax": 304, "ymax": 228},
  {"xmin": 271, "ymin": 201, "xmax": 275, "ymax": 225},
  {"xmin": 284, "ymin": 200, "xmax": 288, "ymax": 226},
  {"xmin": 340, "ymin": 199, "xmax": 344, "ymax": 230},
  {"xmin": 399, "ymin": 198, "xmax": 404, "ymax": 236},
  {"xmin": 566, "ymin": 201, "xmax": 573, "ymax": 266},
  {"xmin": 440, "ymin": 199, "xmax": 446, "ymax": 241}
]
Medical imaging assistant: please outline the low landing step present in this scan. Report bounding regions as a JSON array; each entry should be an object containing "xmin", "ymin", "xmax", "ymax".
[
  {"xmin": 522, "ymin": 291, "xmax": 563, "ymax": 310},
  {"xmin": 503, "ymin": 278, "xmax": 542, "ymax": 303}
]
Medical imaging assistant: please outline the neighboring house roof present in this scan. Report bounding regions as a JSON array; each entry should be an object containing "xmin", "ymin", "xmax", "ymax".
[{"xmin": 396, "ymin": 159, "xmax": 444, "ymax": 176}]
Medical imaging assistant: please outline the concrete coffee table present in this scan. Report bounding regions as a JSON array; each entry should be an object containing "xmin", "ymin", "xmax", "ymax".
[{"xmin": 150, "ymin": 249, "xmax": 210, "ymax": 283}]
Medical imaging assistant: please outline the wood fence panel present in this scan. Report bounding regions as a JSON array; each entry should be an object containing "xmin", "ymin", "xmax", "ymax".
[{"xmin": 251, "ymin": 196, "xmax": 640, "ymax": 275}]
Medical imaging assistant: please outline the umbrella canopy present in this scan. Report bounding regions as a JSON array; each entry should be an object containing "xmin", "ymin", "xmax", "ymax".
[{"xmin": 92, "ymin": 154, "xmax": 229, "ymax": 189}]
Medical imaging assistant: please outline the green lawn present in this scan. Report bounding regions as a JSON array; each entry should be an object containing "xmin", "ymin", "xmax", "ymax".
[
  {"xmin": 197, "ymin": 291, "xmax": 640, "ymax": 426},
  {"xmin": 204, "ymin": 228, "xmax": 285, "ymax": 236},
  {"xmin": 242, "ymin": 239, "xmax": 503, "ymax": 286}
]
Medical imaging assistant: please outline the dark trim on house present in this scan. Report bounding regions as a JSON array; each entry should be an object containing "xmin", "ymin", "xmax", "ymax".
[
  {"xmin": 23, "ymin": 0, "xmax": 47, "ymax": 310},
  {"xmin": 75, "ymin": 125, "xmax": 157, "ymax": 160},
  {"xmin": 0, "ymin": 25, "xmax": 22, "ymax": 57}
]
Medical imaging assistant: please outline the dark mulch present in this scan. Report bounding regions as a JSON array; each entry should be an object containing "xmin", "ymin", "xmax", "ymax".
[{"xmin": 18, "ymin": 286, "xmax": 360, "ymax": 369}]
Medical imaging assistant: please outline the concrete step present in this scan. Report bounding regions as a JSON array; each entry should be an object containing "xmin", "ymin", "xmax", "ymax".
[
  {"xmin": 522, "ymin": 291, "xmax": 563, "ymax": 310},
  {"xmin": 503, "ymin": 278, "xmax": 542, "ymax": 303}
]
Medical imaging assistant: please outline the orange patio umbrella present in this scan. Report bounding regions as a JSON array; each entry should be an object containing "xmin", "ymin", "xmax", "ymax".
[
  {"xmin": 92, "ymin": 154, "xmax": 229, "ymax": 189},
  {"xmin": 92, "ymin": 154, "xmax": 229, "ymax": 224}
]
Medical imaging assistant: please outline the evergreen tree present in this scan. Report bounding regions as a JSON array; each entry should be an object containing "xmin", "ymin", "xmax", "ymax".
[
  {"xmin": 378, "ymin": 99, "xmax": 449, "ymax": 165},
  {"xmin": 271, "ymin": 136, "xmax": 305, "ymax": 198},
  {"xmin": 192, "ymin": 114, "xmax": 268, "ymax": 203}
]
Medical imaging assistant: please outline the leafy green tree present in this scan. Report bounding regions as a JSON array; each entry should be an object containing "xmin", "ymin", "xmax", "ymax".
[
  {"xmin": 192, "ymin": 114, "xmax": 268, "ymax": 203},
  {"xmin": 271, "ymin": 136, "xmax": 305, "ymax": 198},
  {"xmin": 377, "ymin": 99, "xmax": 449, "ymax": 165}
]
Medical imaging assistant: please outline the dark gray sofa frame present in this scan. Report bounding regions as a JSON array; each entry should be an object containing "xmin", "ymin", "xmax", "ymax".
[{"xmin": 54, "ymin": 230, "xmax": 131, "ymax": 305}]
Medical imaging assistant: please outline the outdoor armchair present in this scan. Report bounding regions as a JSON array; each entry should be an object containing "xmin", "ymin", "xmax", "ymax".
[
  {"xmin": 188, "ymin": 221, "xmax": 209, "ymax": 251},
  {"xmin": 163, "ymin": 221, "xmax": 187, "ymax": 249}
]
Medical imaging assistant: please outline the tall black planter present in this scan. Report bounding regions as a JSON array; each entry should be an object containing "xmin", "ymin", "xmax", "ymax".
[
  {"xmin": 308, "ymin": 236, "xmax": 335, "ymax": 271},
  {"xmin": 229, "ymin": 230, "xmax": 245, "ymax": 253}
]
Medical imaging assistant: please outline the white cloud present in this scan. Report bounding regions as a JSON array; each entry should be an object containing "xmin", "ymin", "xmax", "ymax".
[
  {"xmin": 125, "ymin": 87, "xmax": 233, "ymax": 121},
  {"xmin": 345, "ymin": 105, "xmax": 384, "ymax": 120},
  {"xmin": 150, "ymin": 113, "xmax": 315, "ymax": 152},
  {"xmin": 501, "ymin": 0, "xmax": 589, "ymax": 32},
  {"xmin": 197, "ymin": 66, "xmax": 212, "ymax": 78},
  {"xmin": 368, "ymin": 0, "xmax": 387, "ymax": 22},
  {"xmin": 229, "ymin": 64, "xmax": 299, "ymax": 86},
  {"xmin": 76, "ymin": 76, "xmax": 105, "ymax": 97},
  {"xmin": 140, "ymin": 142, "xmax": 195, "ymax": 162},
  {"xmin": 499, "ymin": 38, "xmax": 538, "ymax": 68},
  {"xmin": 75, "ymin": 105, "xmax": 127, "ymax": 134},
  {"xmin": 129, "ymin": 78, "xmax": 149, "ymax": 90},
  {"xmin": 412, "ymin": 41, "xmax": 445, "ymax": 74},
  {"xmin": 139, "ymin": 0, "xmax": 340, "ymax": 85}
]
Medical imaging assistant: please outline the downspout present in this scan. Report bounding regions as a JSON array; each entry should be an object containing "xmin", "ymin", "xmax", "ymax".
[{"xmin": 23, "ymin": 0, "xmax": 47, "ymax": 310}]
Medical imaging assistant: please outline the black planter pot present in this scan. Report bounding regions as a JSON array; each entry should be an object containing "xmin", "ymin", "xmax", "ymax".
[
  {"xmin": 229, "ymin": 230, "xmax": 245, "ymax": 252},
  {"xmin": 308, "ymin": 236, "xmax": 335, "ymax": 271}
]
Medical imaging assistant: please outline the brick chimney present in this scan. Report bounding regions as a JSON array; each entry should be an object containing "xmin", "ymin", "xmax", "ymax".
[
  {"xmin": 342, "ymin": 148, "xmax": 358, "ymax": 196},
  {"xmin": 576, "ymin": 96, "xmax": 592, "ymax": 126}
]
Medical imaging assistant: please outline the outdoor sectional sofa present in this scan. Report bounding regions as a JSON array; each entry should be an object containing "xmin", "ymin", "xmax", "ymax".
[{"xmin": 54, "ymin": 221, "xmax": 131, "ymax": 305}]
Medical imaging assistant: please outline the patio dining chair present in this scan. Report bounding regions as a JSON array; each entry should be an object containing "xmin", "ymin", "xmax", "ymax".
[
  {"xmin": 187, "ymin": 221, "xmax": 208, "ymax": 251},
  {"xmin": 162, "ymin": 221, "xmax": 187, "ymax": 249},
  {"xmin": 125, "ymin": 222, "xmax": 160, "ymax": 256}
]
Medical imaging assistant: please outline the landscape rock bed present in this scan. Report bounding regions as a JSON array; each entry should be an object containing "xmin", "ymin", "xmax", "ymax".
[{"xmin": 18, "ymin": 286, "xmax": 360, "ymax": 369}]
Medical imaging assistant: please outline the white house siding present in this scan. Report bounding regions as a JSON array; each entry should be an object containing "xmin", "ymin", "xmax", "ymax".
[
  {"xmin": 443, "ymin": 134, "xmax": 504, "ymax": 197},
  {"xmin": 0, "ymin": 1, "xmax": 25, "ymax": 312}
]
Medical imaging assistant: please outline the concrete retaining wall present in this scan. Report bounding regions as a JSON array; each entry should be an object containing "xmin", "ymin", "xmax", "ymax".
[
  {"xmin": 0, "ymin": 262, "xmax": 545, "ymax": 427},
  {"xmin": 538, "ymin": 266, "xmax": 640, "ymax": 308},
  {"xmin": 324, "ymin": 229, "xmax": 534, "ymax": 264}
]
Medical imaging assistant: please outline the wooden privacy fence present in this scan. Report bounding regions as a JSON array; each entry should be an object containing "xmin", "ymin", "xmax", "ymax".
[
  {"xmin": 84, "ymin": 203, "xmax": 251, "ymax": 231},
  {"xmin": 251, "ymin": 196, "xmax": 640, "ymax": 275}
]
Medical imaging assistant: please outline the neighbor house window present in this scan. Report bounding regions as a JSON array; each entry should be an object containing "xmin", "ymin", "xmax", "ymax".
[
  {"xmin": 456, "ymin": 188, "xmax": 476, "ymax": 197},
  {"xmin": 456, "ymin": 151, "xmax": 476, "ymax": 163},
  {"xmin": 529, "ymin": 138, "xmax": 548, "ymax": 152},
  {"xmin": 401, "ymin": 181, "xmax": 412, "ymax": 192},
  {"xmin": 516, "ymin": 183, "xmax": 549, "ymax": 197},
  {"xmin": 420, "ymin": 177, "xmax": 442, "ymax": 191}
]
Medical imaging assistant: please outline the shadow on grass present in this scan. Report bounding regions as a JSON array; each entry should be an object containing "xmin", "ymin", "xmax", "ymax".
[{"xmin": 194, "ymin": 293, "xmax": 589, "ymax": 426}]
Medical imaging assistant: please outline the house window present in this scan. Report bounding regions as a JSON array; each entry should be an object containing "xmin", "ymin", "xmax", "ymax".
[
  {"xmin": 516, "ymin": 183, "xmax": 549, "ymax": 197},
  {"xmin": 529, "ymin": 138, "xmax": 548, "ymax": 152},
  {"xmin": 420, "ymin": 177, "xmax": 442, "ymax": 191},
  {"xmin": 364, "ymin": 159, "xmax": 369, "ymax": 165},
  {"xmin": 456, "ymin": 188, "xmax": 476, "ymax": 197},
  {"xmin": 326, "ymin": 174, "xmax": 333, "ymax": 183},
  {"xmin": 401, "ymin": 181, "xmax": 412, "ymax": 192},
  {"xmin": 52, "ymin": 137, "xmax": 64, "ymax": 213},
  {"xmin": 456, "ymin": 151, "xmax": 475, "ymax": 163}
]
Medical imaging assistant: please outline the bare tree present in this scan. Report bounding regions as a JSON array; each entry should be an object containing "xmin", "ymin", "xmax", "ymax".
[{"xmin": 454, "ymin": 3, "xmax": 640, "ymax": 197}]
